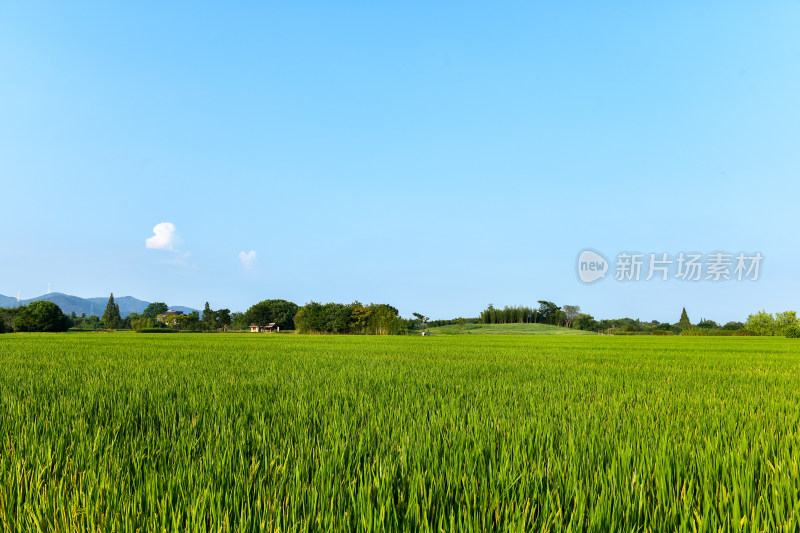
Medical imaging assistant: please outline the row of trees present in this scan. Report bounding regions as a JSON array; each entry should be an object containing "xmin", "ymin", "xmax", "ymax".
[
  {"xmin": 745, "ymin": 310, "xmax": 799, "ymax": 337},
  {"xmin": 571, "ymin": 308, "xmax": 747, "ymax": 334},
  {"xmin": 128, "ymin": 302, "xmax": 234, "ymax": 332},
  {"xmin": 7, "ymin": 293, "xmax": 797, "ymax": 339},
  {"xmin": 480, "ymin": 302, "xmax": 582, "ymax": 327},
  {"xmin": 294, "ymin": 302, "xmax": 408, "ymax": 334}
]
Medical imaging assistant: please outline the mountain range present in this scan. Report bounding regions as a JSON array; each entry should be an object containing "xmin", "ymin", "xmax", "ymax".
[{"xmin": 0, "ymin": 292, "xmax": 196, "ymax": 318}]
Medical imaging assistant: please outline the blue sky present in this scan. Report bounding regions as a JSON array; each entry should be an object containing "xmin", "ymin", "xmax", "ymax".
[{"xmin": 1, "ymin": 2, "xmax": 799, "ymax": 323}]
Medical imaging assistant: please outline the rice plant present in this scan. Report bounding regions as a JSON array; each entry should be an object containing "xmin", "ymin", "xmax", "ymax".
[{"xmin": 1, "ymin": 333, "xmax": 799, "ymax": 531}]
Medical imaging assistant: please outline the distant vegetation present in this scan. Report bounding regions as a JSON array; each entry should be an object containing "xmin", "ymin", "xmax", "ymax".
[
  {"xmin": 3, "ymin": 293, "xmax": 799, "ymax": 337},
  {"xmin": 428, "ymin": 323, "xmax": 596, "ymax": 335},
  {"xmin": 294, "ymin": 302, "xmax": 408, "ymax": 335}
]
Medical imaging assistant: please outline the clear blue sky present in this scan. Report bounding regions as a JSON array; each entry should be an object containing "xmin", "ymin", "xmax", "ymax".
[{"xmin": 2, "ymin": 2, "xmax": 799, "ymax": 323}]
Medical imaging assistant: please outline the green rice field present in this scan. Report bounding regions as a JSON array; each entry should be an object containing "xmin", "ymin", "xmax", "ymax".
[{"xmin": 1, "ymin": 333, "xmax": 799, "ymax": 531}]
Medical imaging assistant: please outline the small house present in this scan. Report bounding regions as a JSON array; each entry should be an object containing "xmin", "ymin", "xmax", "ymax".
[{"xmin": 249, "ymin": 323, "xmax": 278, "ymax": 333}]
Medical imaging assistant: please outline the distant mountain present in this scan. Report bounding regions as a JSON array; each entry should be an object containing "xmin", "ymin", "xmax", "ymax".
[{"xmin": 0, "ymin": 292, "xmax": 197, "ymax": 318}]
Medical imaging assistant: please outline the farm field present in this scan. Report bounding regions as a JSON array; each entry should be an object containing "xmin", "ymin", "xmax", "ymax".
[{"xmin": 1, "ymin": 334, "xmax": 800, "ymax": 531}]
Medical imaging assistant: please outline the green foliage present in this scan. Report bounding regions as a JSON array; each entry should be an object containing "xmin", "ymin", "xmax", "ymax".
[
  {"xmin": 131, "ymin": 317, "xmax": 155, "ymax": 331},
  {"xmin": 746, "ymin": 310, "xmax": 777, "ymax": 336},
  {"xmin": 215, "ymin": 308, "xmax": 231, "ymax": 330},
  {"xmin": 294, "ymin": 301, "xmax": 406, "ymax": 334},
  {"xmin": 133, "ymin": 328, "xmax": 178, "ymax": 333},
  {"xmin": 427, "ymin": 323, "xmax": 595, "ymax": 335},
  {"xmin": 244, "ymin": 299, "xmax": 299, "ymax": 330},
  {"xmin": 479, "ymin": 301, "xmax": 566, "ymax": 326},
  {"xmin": 427, "ymin": 317, "xmax": 479, "ymax": 328},
  {"xmin": 3, "ymin": 334, "xmax": 800, "ymax": 530},
  {"xmin": 0, "ymin": 307, "xmax": 22, "ymax": 333},
  {"xmin": 679, "ymin": 329, "xmax": 746, "ymax": 336},
  {"xmin": 164, "ymin": 311, "xmax": 202, "ymax": 331},
  {"xmin": 678, "ymin": 307, "xmax": 692, "ymax": 329},
  {"xmin": 230, "ymin": 311, "xmax": 247, "ymax": 330},
  {"xmin": 785, "ymin": 325, "xmax": 800, "ymax": 338},
  {"xmin": 775, "ymin": 311, "xmax": 799, "ymax": 336},
  {"xmin": 101, "ymin": 293, "xmax": 121, "ymax": 329},
  {"xmin": 722, "ymin": 321, "xmax": 745, "ymax": 331},
  {"xmin": 573, "ymin": 313, "xmax": 598, "ymax": 331},
  {"xmin": 561, "ymin": 305, "xmax": 581, "ymax": 327},
  {"xmin": 70, "ymin": 315, "xmax": 101, "ymax": 331},
  {"xmin": 141, "ymin": 302, "xmax": 169, "ymax": 320},
  {"xmin": 12, "ymin": 301, "xmax": 70, "ymax": 332},
  {"xmin": 651, "ymin": 329, "xmax": 674, "ymax": 335}
]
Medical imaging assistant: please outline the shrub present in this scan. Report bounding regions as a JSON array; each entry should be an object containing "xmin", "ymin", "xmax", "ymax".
[
  {"xmin": 652, "ymin": 330, "xmax": 674, "ymax": 336},
  {"xmin": 785, "ymin": 326, "xmax": 800, "ymax": 339},
  {"xmin": 135, "ymin": 328, "xmax": 178, "ymax": 334}
]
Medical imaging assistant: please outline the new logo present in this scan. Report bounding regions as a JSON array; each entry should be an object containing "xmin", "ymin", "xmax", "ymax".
[{"xmin": 577, "ymin": 250, "xmax": 608, "ymax": 283}]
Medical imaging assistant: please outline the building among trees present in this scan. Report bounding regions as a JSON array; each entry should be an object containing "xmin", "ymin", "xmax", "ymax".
[{"xmin": 249, "ymin": 323, "xmax": 278, "ymax": 333}]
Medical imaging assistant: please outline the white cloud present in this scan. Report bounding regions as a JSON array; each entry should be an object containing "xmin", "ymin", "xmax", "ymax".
[
  {"xmin": 239, "ymin": 250, "xmax": 256, "ymax": 269},
  {"xmin": 146, "ymin": 222, "xmax": 177, "ymax": 251}
]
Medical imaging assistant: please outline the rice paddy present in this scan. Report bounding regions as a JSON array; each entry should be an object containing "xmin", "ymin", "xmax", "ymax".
[{"xmin": 1, "ymin": 333, "xmax": 799, "ymax": 531}]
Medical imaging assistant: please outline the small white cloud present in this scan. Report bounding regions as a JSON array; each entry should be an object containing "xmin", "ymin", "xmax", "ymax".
[
  {"xmin": 239, "ymin": 250, "xmax": 256, "ymax": 269},
  {"xmin": 146, "ymin": 222, "xmax": 177, "ymax": 251}
]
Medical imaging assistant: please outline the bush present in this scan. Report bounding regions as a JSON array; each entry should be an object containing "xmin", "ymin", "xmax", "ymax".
[
  {"xmin": 12, "ymin": 301, "xmax": 70, "ymax": 332},
  {"xmin": 651, "ymin": 330, "xmax": 674, "ymax": 336},
  {"xmin": 135, "ymin": 328, "xmax": 178, "ymax": 334},
  {"xmin": 785, "ymin": 326, "xmax": 800, "ymax": 339},
  {"xmin": 679, "ymin": 330, "xmax": 755, "ymax": 336}
]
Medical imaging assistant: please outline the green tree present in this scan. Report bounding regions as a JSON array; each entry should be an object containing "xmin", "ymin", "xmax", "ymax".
[
  {"xmin": 142, "ymin": 302, "xmax": 169, "ymax": 320},
  {"xmin": 722, "ymin": 321, "xmax": 744, "ymax": 331},
  {"xmin": 537, "ymin": 301, "xmax": 560, "ymax": 325},
  {"xmin": 13, "ymin": 308, "xmax": 35, "ymax": 332},
  {"xmin": 745, "ymin": 311, "xmax": 776, "ymax": 336},
  {"xmin": 411, "ymin": 312, "xmax": 429, "ymax": 331},
  {"xmin": 573, "ymin": 313, "xmax": 598, "ymax": 331},
  {"xmin": 678, "ymin": 308, "xmax": 692, "ymax": 329},
  {"xmin": 215, "ymin": 309, "xmax": 231, "ymax": 331},
  {"xmin": 102, "ymin": 293, "xmax": 121, "ymax": 329},
  {"xmin": 349, "ymin": 302, "xmax": 372, "ymax": 334},
  {"xmin": 562, "ymin": 305, "xmax": 581, "ymax": 328},
  {"xmin": 775, "ymin": 311, "xmax": 799, "ymax": 336},
  {"xmin": 244, "ymin": 299, "xmax": 299, "ymax": 330},
  {"xmin": 131, "ymin": 317, "xmax": 155, "ymax": 331},
  {"xmin": 13, "ymin": 301, "xmax": 70, "ymax": 332},
  {"xmin": 202, "ymin": 302, "xmax": 215, "ymax": 331},
  {"xmin": 0, "ymin": 307, "xmax": 23, "ymax": 333},
  {"xmin": 230, "ymin": 312, "xmax": 247, "ymax": 330}
]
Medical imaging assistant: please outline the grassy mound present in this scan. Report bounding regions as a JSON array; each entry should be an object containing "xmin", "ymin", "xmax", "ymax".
[{"xmin": 427, "ymin": 322, "xmax": 596, "ymax": 335}]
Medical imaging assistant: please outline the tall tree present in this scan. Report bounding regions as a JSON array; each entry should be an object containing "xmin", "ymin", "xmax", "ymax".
[
  {"xmin": 562, "ymin": 305, "xmax": 581, "ymax": 328},
  {"xmin": 537, "ymin": 301, "xmax": 560, "ymax": 325},
  {"xmin": 412, "ymin": 312, "xmax": 429, "ymax": 331},
  {"xmin": 677, "ymin": 308, "xmax": 692, "ymax": 329},
  {"xmin": 215, "ymin": 309, "xmax": 231, "ymax": 331},
  {"xmin": 202, "ymin": 302, "xmax": 215, "ymax": 331},
  {"xmin": 102, "ymin": 293, "xmax": 121, "ymax": 329}
]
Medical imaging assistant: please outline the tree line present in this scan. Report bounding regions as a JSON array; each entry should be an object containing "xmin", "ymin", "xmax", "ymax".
[
  {"xmin": 4, "ymin": 293, "xmax": 799, "ymax": 338},
  {"xmin": 480, "ymin": 302, "xmax": 582, "ymax": 327}
]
